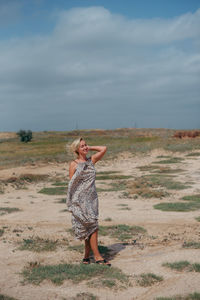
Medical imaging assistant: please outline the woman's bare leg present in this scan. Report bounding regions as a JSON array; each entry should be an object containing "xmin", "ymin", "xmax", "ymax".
[
  {"xmin": 89, "ymin": 229, "xmax": 110, "ymax": 264},
  {"xmin": 89, "ymin": 229, "xmax": 102, "ymax": 260},
  {"xmin": 84, "ymin": 237, "xmax": 91, "ymax": 259}
]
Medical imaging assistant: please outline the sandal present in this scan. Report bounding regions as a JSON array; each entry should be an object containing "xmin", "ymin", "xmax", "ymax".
[
  {"xmin": 82, "ymin": 258, "xmax": 90, "ymax": 264},
  {"xmin": 95, "ymin": 259, "xmax": 111, "ymax": 267}
]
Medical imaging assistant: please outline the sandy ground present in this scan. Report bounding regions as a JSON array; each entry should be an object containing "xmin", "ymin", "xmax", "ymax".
[{"xmin": 0, "ymin": 148, "xmax": 200, "ymax": 300}]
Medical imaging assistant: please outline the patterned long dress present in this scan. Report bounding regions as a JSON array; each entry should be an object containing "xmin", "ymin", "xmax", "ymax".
[{"xmin": 66, "ymin": 157, "xmax": 99, "ymax": 240}]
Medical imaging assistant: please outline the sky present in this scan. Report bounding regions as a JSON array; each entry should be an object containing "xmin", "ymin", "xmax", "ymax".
[{"xmin": 0, "ymin": 0, "xmax": 200, "ymax": 131}]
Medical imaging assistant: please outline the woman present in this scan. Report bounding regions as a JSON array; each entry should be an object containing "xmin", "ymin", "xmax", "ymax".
[{"xmin": 66, "ymin": 137, "xmax": 111, "ymax": 266}]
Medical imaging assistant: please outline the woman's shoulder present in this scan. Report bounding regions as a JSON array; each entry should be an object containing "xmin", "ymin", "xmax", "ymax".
[
  {"xmin": 69, "ymin": 160, "xmax": 78, "ymax": 180},
  {"xmin": 69, "ymin": 160, "xmax": 78, "ymax": 168}
]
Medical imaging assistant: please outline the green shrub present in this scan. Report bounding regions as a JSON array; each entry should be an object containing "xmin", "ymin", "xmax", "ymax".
[{"xmin": 17, "ymin": 130, "xmax": 33, "ymax": 143}]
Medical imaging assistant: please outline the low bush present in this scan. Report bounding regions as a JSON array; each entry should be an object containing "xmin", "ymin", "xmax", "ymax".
[{"xmin": 17, "ymin": 130, "xmax": 33, "ymax": 143}]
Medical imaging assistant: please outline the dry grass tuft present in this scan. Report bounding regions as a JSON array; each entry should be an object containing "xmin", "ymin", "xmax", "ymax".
[
  {"xmin": 17, "ymin": 236, "xmax": 64, "ymax": 252},
  {"xmin": 136, "ymin": 273, "xmax": 163, "ymax": 286},
  {"xmin": 0, "ymin": 173, "xmax": 49, "ymax": 190},
  {"xmin": 126, "ymin": 176, "xmax": 170, "ymax": 199},
  {"xmin": 173, "ymin": 130, "xmax": 200, "ymax": 139}
]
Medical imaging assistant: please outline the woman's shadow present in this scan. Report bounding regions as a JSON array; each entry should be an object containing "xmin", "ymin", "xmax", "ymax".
[{"xmin": 90, "ymin": 240, "xmax": 138, "ymax": 262}]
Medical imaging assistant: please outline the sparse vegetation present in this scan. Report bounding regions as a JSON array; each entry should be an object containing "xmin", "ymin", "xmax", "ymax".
[
  {"xmin": 182, "ymin": 241, "xmax": 200, "ymax": 249},
  {"xmin": 101, "ymin": 279, "xmax": 116, "ymax": 288},
  {"xmin": 0, "ymin": 228, "xmax": 4, "ymax": 237},
  {"xmin": 119, "ymin": 191, "xmax": 134, "ymax": 199},
  {"xmin": 104, "ymin": 217, "xmax": 112, "ymax": 221},
  {"xmin": 96, "ymin": 174, "xmax": 132, "ymax": 180},
  {"xmin": 1, "ymin": 128, "xmax": 200, "ymax": 169},
  {"xmin": 164, "ymin": 141, "xmax": 200, "ymax": 152},
  {"xmin": 193, "ymin": 264, "xmax": 200, "ymax": 272},
  {"xmin": 56, "ymin": 198, "xmax": 66, "ymax": 203},
  {"xmin": 0, "ymin": 207, "xmax": 21, "ymax": 216},
  {"xmin": 154, "ymin": 202, "xmax": 200, "ymax": 212},
  {"xmin": 162, "ymin": 261, "xmax": 191, "ymax": 271},
  {"xmin": 127, "ymin": 174, "xmax": 190, "ymax": 199},
  {"xmin": 0, "ymin": 183, "xmax": 4, "ymax": 194},
  {"xmin": 182, "ymin": 194, "xmax": 200, "ymax": 202},
  {"xmin": 0, "ymin": 294, "xmax": 19, "ymax": 300},
  {"xmin": 127, "ymin": 176, "xmax": 167, "ymax": 199},
  {"xmin": 137, "ymin": 165, "xmax": 159, "ymax": 171},
  {"xmin": 154, "ymin": 157, "xmax": 183, "ymax": 164},
  {"xmin": 99, "ymin": 224, "xmax": 146, "ymax": 241},
  {"xmin": 60, "ymin": 208, "xmax": 69, "ymax": 212},
  {"xmin": 136, "ymin": 273, "xmax": 163, "ymax": 286},
  {"xmin": 144, "ymin": 174, "xmax": 190, "ymax": 190},
  {"xmin": 137, "ymin": 165, "xmax": 184, "ymax": 174},
  {"xmin": 186, "ymin": 152, "xmax": 200, "ymax": 157},
  {"xmin": 152, "ymin": 168, "xmax": 184, "ymax": 174},
  {"xmin": 97, "ymin": 181, "xmax": 127, "ymax": 193},
  {"xmin": 38, "ymin": 187, "xmax": 67, "ymax": 195},
  {"xmin": 69, "ymin": 292, "xmax": 99, "ymax": 300},
  {"xmin": 18, "ymin": 173, "xmax": 49, "ymax": 182},
  {"xmin": 118, "ymin": 206, "xmax": 131, "ymax": 210},
  {"xmin": 17, "ymin": 236, "xmax": 60, "ymax": 252},
  {"xmin": 156, "ymin": 292, "xmax": 200, "ymax": 300},
  {"xmin": 162, "ymin": 261, "xmax": 200, "ymax": 272},
  {"xmin": 52, "ymin": 181, "xmax": 68, "ymax": 186},
  {"xmin": 21, "ymin": 262, "xmax": 130, "ymax": 288},
  {"xmin": 68, "ymin": 244, "xmax": 84, "ymax": 253},
  {"xmin": 0, "ymin": 173, "xmax": 49, "ymax": 190},
  {"xmin": 97, "ymin": 171, "xmax": 121, "ymax": 175},
  {"xmin": 154, "ymin": 194, "xmax": 200, "ymax": 212}
]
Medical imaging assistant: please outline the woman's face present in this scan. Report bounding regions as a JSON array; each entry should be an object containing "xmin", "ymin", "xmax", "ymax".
[{"xmin": 78, "ymin": 140, "xmax": 89, "ymax": 156}]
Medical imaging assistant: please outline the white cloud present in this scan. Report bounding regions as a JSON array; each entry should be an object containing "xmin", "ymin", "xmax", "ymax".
[
  {"xmin": 0, "ymin": 6, "xmax": 200, "ymax": 130},
  {"xmin": 55, "ymin": 7, "xmax": 200, "ymax": 45}
]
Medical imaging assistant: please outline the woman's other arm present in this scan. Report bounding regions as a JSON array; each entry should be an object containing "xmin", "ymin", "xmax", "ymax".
[
  {"xmin": 69, "ymin": 161, "xmax": 77, "ymax": 179},
  {"xmin": 88, "ymin": 146, "xmax": 107, "ymax": 164}
]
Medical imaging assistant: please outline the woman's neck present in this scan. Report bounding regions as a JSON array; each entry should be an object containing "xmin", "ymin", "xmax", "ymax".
[{"xmin": 78, "ymin": 154, "xmax": 87, "ymax": 162}]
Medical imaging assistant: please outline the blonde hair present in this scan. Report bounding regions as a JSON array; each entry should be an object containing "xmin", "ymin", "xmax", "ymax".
[{"xmin": 69, "ymin": 137, "xmax": 83, "ymax": 158}]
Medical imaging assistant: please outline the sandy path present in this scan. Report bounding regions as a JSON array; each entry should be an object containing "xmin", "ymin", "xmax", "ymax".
[{"xmin": 0, "ymin": 149, "xmax": 200, "ymax": 300}]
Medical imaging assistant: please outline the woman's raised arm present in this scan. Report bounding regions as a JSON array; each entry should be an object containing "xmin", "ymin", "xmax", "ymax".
[{"xmin": 88, "ymin": 146, "xmax": 107, "ymax": 164}]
